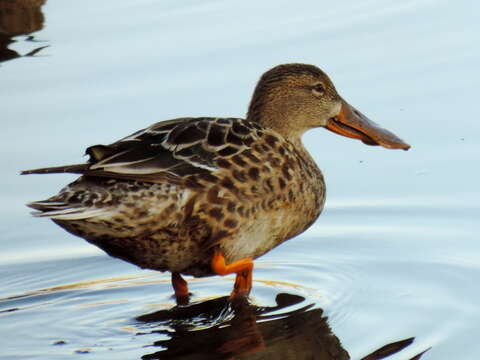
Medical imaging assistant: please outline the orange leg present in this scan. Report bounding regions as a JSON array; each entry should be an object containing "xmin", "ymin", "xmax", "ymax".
[
  {"xmin": 211, "ymin": 250, "xmax": 254, "ymax": 298},
  {"xmin": 171, "ymin": 272, "xmax": 189, "ymax": 305}
]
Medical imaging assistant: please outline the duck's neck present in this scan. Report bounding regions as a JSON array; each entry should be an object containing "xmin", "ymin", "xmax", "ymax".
[{"xmin": 247, "ymin": 94, "xmax": 307, "ymax": 144}]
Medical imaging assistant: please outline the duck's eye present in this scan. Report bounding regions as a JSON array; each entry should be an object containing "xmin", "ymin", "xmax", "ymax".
[{"xmin": 311, "ymin": 83, "xmax": 325, "ymax": 96}]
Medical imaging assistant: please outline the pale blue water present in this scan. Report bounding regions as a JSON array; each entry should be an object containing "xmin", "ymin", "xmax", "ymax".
[{"xmin": 1, "ymin": 0, "xmax": 479, "ymax": 359}]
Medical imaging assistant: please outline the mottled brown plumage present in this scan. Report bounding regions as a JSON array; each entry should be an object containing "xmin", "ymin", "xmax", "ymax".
[{"xmin": 22, "ymin": 63, "xmax": 410, "ymax": 301}]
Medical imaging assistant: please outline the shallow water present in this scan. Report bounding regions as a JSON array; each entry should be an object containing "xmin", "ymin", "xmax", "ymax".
[{"xmin": 1, "ymin": 0, "xmax": 479, "ymax": 359}]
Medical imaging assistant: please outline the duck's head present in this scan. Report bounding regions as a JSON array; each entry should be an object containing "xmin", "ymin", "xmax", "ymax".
[{"xmin": 247, "ymin": 63, "xmax": 410, "ymax": 150}]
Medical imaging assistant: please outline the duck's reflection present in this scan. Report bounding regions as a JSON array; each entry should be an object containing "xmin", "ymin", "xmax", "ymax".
[
  {"xmin": 136, "ymin": 293, "xmax": 428, "ymax": 360},
  {"xmin": 0, "ymin": 0, "xmax": 48, "ymax": 63}
]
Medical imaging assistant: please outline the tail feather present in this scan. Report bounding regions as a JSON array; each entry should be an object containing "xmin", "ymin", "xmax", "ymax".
[
  {"xmin": 31, "ymin": 207, "xmax": 107, "ymax": 220},
  {"xmin": 21, "ymin": 164, "xmax": 88, "ymax": 175},
  {"xmin": 27, "ymin": 200, "xmax": 70, "ymax": 211},
  {"xmin": 27, "ymin": 200, "xmax": 109, "ymax": 220}
]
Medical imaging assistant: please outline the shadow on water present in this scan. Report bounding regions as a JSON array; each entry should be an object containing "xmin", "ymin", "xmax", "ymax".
[
  {"xmin": 0, "ymin": 0, "xmax": 48, "ymax": 63},
  {"xmin": 136, "ymin": 293, "xmax": 429, "ymax": 360}
]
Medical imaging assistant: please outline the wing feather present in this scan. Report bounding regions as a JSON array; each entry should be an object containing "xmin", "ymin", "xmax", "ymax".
[{"xmin": 22, "ymin": 117, "xmax": 262, "ymax": 184}]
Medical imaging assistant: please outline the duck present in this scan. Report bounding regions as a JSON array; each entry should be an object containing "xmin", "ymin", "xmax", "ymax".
[{"xmin": 22, "ymin": 63, "xmax": 410, "ymax": 303}]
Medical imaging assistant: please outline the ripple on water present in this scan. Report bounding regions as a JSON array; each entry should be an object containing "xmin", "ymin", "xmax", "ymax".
[
  {"xmin": 0, "ymin": 271, "xmax": 428, "ymax": 360},
  {"xmin": 1, "ymin": 198, "xmax": 474, "ymax": 359}
]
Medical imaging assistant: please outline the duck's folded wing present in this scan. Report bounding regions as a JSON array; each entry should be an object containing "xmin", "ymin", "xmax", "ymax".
[{"xmin": 22, "ymin": 117, "xmax": 261, "ymax": 183}]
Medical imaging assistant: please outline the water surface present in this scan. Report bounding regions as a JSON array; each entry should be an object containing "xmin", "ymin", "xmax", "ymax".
[{"xmin": 1, "ymin": 0, "xmax": 479, "ymax": 359}]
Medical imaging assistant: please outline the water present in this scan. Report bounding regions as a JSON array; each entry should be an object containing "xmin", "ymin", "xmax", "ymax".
[{"xmin": 1, "ymin": 0, "xmax": 479, "ymax": 358}]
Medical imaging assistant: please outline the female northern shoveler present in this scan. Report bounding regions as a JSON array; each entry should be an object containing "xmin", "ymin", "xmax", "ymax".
[{"xmin": 22, "ymin": 64, "xmax": 410, "ymax": 303}]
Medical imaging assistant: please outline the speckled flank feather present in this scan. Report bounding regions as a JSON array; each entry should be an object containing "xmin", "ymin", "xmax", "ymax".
[{"xmin": 27, "ymin": 116, "xmax": 325, "ymax": 277}]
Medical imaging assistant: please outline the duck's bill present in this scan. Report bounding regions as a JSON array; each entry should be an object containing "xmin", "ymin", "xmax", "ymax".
[{"xmin": 326, "ymin": 99, "xmax": 411, "ymax": 150}]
